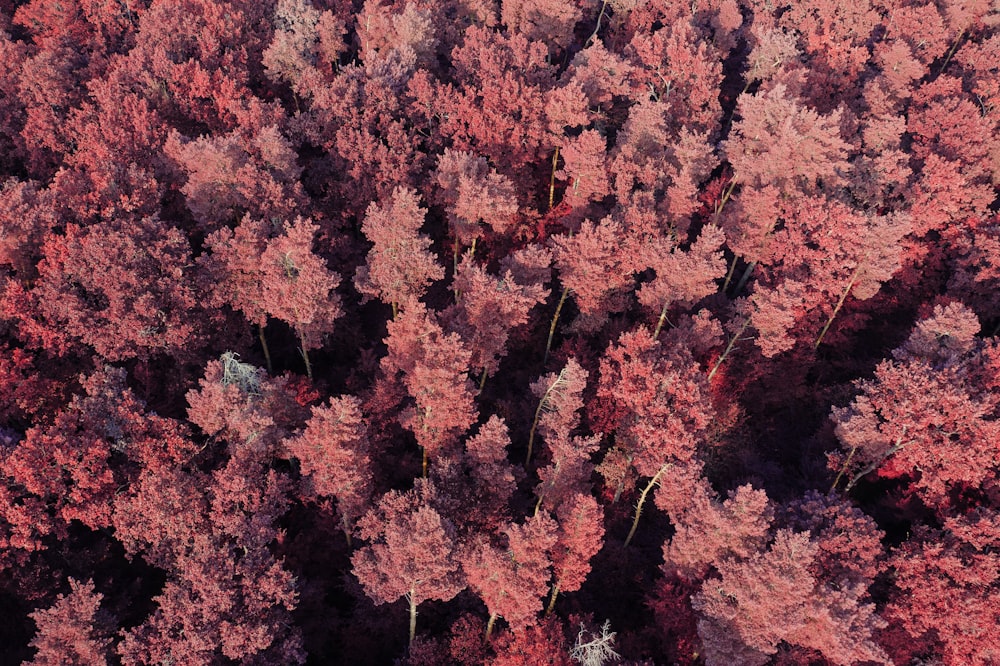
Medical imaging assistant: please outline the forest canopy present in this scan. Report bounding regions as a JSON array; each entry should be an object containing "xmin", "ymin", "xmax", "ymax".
[{"xmin": 0, "ymin": 0, "xmax": 998, "ymax": 663}]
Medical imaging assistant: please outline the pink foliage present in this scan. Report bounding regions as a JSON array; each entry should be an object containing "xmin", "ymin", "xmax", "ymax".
[
  {"xmin": 463, "ymin": 512, "xmax": 557, "ymax": 632},
  {"xmin": 284, "ymin": 396, "xmax": 372, "ymax": 531},
  {"xmin": 355, "ymin": 187, "xmax": 444, "ymax": 309},
  {"xmin": 26, "ymin": 579, "xmax": 110, "ymax": 666},
  {"xmin": 352, "ymin": 482, "xmax": 465, "ymax": 609},
  {"xmin": 693, "ymin": 529, "xmax": 888, "ymax": 666}
]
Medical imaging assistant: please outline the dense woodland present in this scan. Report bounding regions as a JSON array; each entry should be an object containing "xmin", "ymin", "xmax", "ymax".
[{"xmin": 0, "ymin": 0, "xmax": 998, "ymax": 663}]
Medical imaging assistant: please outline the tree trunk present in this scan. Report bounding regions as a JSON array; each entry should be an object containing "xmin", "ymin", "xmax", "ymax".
[
  {"xmin": 485, "ymin": 612, "xmax": 498, "ymax": 642},
  {"xmin": 544, "ymin": 287, "xmax": 569, "ymax": 364},
  {"xmin": 624, "ymin": 464, "xmax": 669, "ymax": 547},
  {"xmin": 258, "ymin": 324, "xmax": 273, "ymax": 375},
  {"xmin": 408, "ymin": 589, "xmax": 417, "ymax": 647},
  {"xmin": 545, "ymin": 582, "xmax": 561, "ymax": 617}
]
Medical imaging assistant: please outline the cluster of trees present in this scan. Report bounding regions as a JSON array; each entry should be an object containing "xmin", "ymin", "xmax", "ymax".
[{"xmin": 1, "ymin": 0, "xmax": 998, "ymax": 663}]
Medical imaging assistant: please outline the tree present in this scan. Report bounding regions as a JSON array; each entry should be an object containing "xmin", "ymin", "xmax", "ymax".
[
  {"xmin": 527, "ymin": 357, "xmax": 588, "ymax": 467},
  {"xmin": 831, "ymin": 302, "xmax": 1000, "ymax": 511},
  {"xmin": 550, "ymin": 217, "xmax": 637, "ymax": 335},
  {"xmin": 692, "ymin": 529, "xmax": 888, "ymax": 666},
  {"xmin": 117, "ymin": 450, "xmax": 304, "ymax": 665},
  {"xmin": 7, "ymin": 216, "xmax": 204, "ymax": 362},
  {"xmin": 284, "ymin": 395, "xmax": 373, "ymax": 543},
  {"xmin": 500, "ymin": 0, "xmax": 582, "ymax": 54},
  {"xmin": 435, "ymin": 26, "xmax": 555, "ymax": 175},
  {"xmin": 430, "ymin": 416, "xmax": 520, "ymax": 535},
  {"xmin": 463, "ymin": 512, "xmax": 557, "ymax": 638},
  {"xmin": 382, "ymin": 300, "xmax": 478, "ymax": 475},
  {"xmin": 433, "ymin": 148, "xmax": 518, "ymax": 256},
  {"xmin": 595, "ymin": 327, "xmax": 717, "ymax": 545},
  {"xmin": 444, "ymin": 255, "xmax": 548, "ymax": 388},
  {"xmin": 263, "ymin": 0, "xmax": 347, "ymax": 94},
  {"xmin": 7, "ymin": 367, "xmax": 197, "ymax": 532},
  {"xmin": 664, "ymin": 484, "xmax": 773, "ymax": 582},
  {"xmin": 202, "ymin": 216, "xmax": 342, "ymax": 378},
  {"xmin": 569, "ymin": 620, "xmax": 620, "ymax": 666},
  {"xmin": 723, "ymin": 83, "xmax": 850, "ymax": 194},
  {"xmin": 352, "ymin": 482, "xmax": 465, "ymax": 646},
  {"xmin": 635, "ymin": 224, "xmax": 725, "ymax": 338},
  {"xmin": 355, "ymin": 187, "xmax": 444, "ymax": 315},
  {"xmin": 164, "ymin": 124, "xmax": 306, "ymax": 232},
  {"xmin": 546, "ymin": 493, "xmax": 605, "ymax": 614},
  {"xmin": 258, "ymin": 217, "xmax": 343, "ymax": 378},
  {"xmin": 883, "ymin": 510, "xmax": 1000, "ymax": 665},
  {"xmin": 26, "ymin": 579, "xmax": 111, "ymax": 666},
  {"xmin": 625, "ymin": 20, "xmax": 724, "ymax": 134},
  {"xmin": 186, "ymin": 353, "xmax": 309, "ymax": 454}
]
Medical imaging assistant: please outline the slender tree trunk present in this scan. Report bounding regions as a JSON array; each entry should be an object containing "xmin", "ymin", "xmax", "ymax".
[
  {"xmin": 258, "ymin": 324, "xmax": 273, "ymax": 375},
  {"xmin": 544, "ymin": 287, "xmax": 569, "ymax": 364},
  {"xmin": 830, "ymin": 446, "xmax": 857, "ymax": 493},
  {"xmin": 721, "ymin": 254, "xmax": 739, "ymax": 293},
  {"xmin": 712, "ymin": 177, "xmax": 738, "ymax": 223},
  {"xmin": 533, "ymin": 492, "xmax": 544, "ymax": 517},
  {"xmin": 485, "ymin": 612, "xmax": 498, "ymax": 642},
  {"xmin": 299, "ymin": 331, "xmax": 312, "ymax": 380},
  {"xmin": 478, "ymin": 367, "xmax": 488, "ymax": 393},
  {"xmin": 421, "ymin": 447, "xmax": 428, "ymax": 478},
  {"xmin": 408, "ymin": 590, "xmax": 417, "ymax": 647},
  {"xmin": 545, "ymin": 582, "xmax": 561, "ymax": 617},
  {"xmin": 391, "ymin": 301, "xmax": 398, "ymax": 319},
  {"xmin": 453, "ymin": 238, "xmax": 461, "ymax": 303},
  {"xmin": 342, "ymin": 514, "xmax": 352, "ymax": 548},
  {"xmin": 815, "ymin": 265, "xmax": 862, "ymax": 349},
  {"xmin": 708, "ymin": 316, "xmax": 750, "ymax": 381},
  {"xmin": 612, "ymin": 474, "xmax": 626, "ymax": 504},
  {"xmin": 624, "ymin": 464, "xmax": 669, "ymax": 547},
  {"xmin": 548, "ymin": 147, "xmax": 560, "ymax": 210},
  {"xmin": 732, "ymin": 260, "xmax": 757, "ymax": 297},
  {"xmin": 653, "ymin": 300, "xmax": 671, "ymax": 339},
  {"xmin": 585, "ymin": 0, "xmax": 610, "ymax": 46}
]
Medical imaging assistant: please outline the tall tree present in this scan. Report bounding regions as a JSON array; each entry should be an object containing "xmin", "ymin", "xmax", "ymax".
[
  {"xmin": 382, "ymin": 300, "xmax": 478, "ymax": 474},
  {"xmin": 355, "ymin": 187, "xmax": 444, "ymax": 316},
  {"xmin": 352, "ymin": 482, "xmax": 465, "ymax": 646}
]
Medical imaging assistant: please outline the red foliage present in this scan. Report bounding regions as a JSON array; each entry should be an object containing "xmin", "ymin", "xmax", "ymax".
[
  {"xmin": 186, "ymin": 354, "xmax": 309, "ymax": 452},
  {"xmin": 550, "ymin": 493, "xmax": 604, "ymax": 595},
  {"xmin": 4, "ymin": 3, "xmax": 1000, "ymax": 663},
  {"xmin": 165, "ymin": 124, "xmax": 306, "ymax": 232},
  {"xmin": 116, "ymin": 452, "xmax": 304, "ymax": 664},
  {"xmin": 7, "ymin": 367, "xmax": 196, "ymax": 531},
  {"xmin": 550, "ymin": 217, "xmax": 637, "ymax": 333},
  {"xmin": 832, "ymin": 303, "xmax": 1000, "ymax": 511},
  {"xmin": 532, "ymin": 359, "xmax": 600, "ymax": 512},
  {"xmin": 355, "ymin": 187, "xmax": 444, "ymax": 309},
  {"xmin": 463, "ymin": 512, "xmax": 557, "ymax": 633},
  {"xmin": 596, "ymin": 328, "xmax": 715, "ymax": 478},
  {"xmin": 434, "ymin": 148, "xmax": 519, "ymax": 245},
  {"xmin": 202, "ymin": 216, "xmax": 342, "ymax": 353},
  {"xmin": 883, "ymin": 510, "xmax": 1000, "ymax": 665},
  {"xmin": 382, "ymin": 300, "xmax": 478, "ymax": 464},
  {"xmin": 635, "ymin": 224, "xmax": 726, "ymax": 322},
  {"xmin": 284, "ymin": 395, "xmax": 373, "ymax": 533},
  {"xmin": 430, "ymin": 416, "xmax": 519, "ymax": 534},
  {"xmin": 490, "ymin": 617, "xmax": 573, "ymax": 666},
  {"xmin": 26, "ymin": 579, "xmax": 111, "ymax": 666},
  {"xmin": 444, "ymin": 255, "xmax": 548, "ymax": 380},
  {"xmin": 436, "ymin": 26, "xmax": 555, "ymax": 174},
  {"xmin": 352, "ymin": 482, "xmax": 464, "ymax": 618},
  {"xmin": 5, "ymin": 216, "xmax": 203, "ymax": 361},
  {"xmin": 664, "ymin": 484, "xmax": 773, "ymax": 581},
  {"xmin": 724, "ymin": 82, "xmax": 850, "ymax": 194},
  {"xmin": 692, "ymin": 529, "xmax": 888, "ymax": 666}
]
